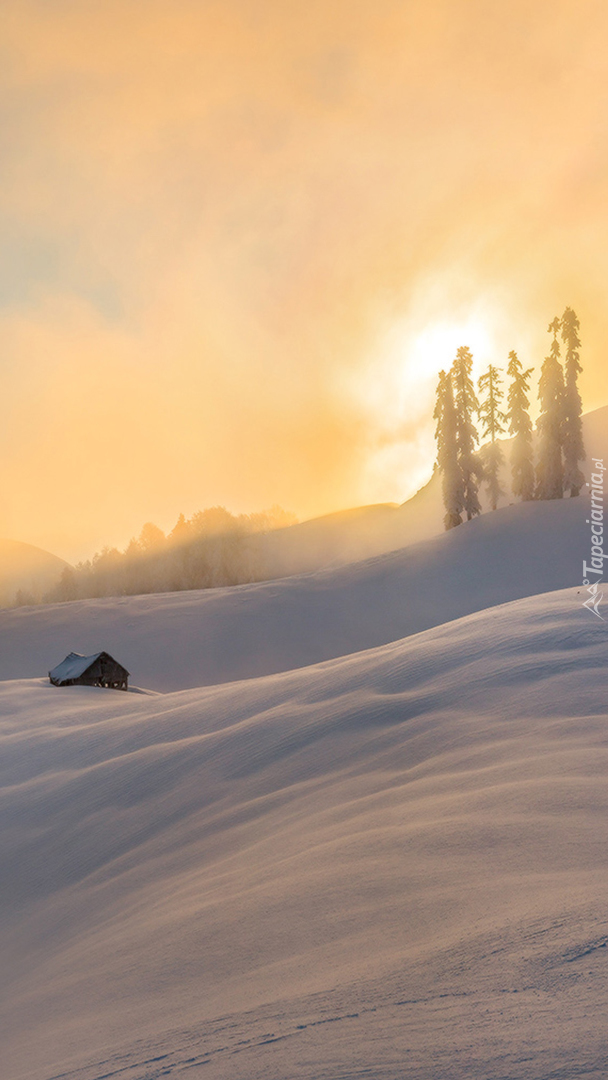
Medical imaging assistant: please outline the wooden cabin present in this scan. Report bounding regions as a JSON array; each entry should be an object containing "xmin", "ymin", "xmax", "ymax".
[{"xmin": 49, "ymin": 651, "xmax": 129, "ymax": 691}]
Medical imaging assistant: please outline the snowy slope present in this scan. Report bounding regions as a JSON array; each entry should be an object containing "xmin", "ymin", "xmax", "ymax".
[
  {"xmin": 2, "ymin": 588, "xmax": 607, "ymax": 1080},
  {"xmin": 1, "ymin": 406, "xmax": 603, "ymax": 602},
  {"xmin": 0, "ymin": 497, "xmax": 588, "ymax": 690},
  {"xmin": 251, "ymin": 498, "xmax": 429, "ymax": 577},
  {"xmin": 0, "ymin": 539, "xmax": 70, "ymax": 606},
  {"xmin": 249, "ymin": 403, "xmax": 608, "ymax": 575}
]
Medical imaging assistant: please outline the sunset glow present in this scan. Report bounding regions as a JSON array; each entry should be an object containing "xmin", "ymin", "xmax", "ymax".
[
  {"xmin": 3, "ymin": 8, "xmax": 608, "ymax": 1076},
  {"xmin": 1, "ymin": 1, "xmax": 607, "ymax": 561}
]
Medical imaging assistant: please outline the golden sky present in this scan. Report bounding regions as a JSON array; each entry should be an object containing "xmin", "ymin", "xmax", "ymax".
[{"xmin": 2, "ymin": 0, "xmax": 608, "ymax": 561}]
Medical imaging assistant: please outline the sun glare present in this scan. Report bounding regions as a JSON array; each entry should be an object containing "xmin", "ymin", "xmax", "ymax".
[
  {"xmin": 368, "ymin": 312, "xmax": 500, "ymax": 424},
  {"xmin": 355, "ymin": 310, "xmax": 504, "ymax": 506},
  {"xmin": 407, "ymin": 318, "xmax": 495, "ymax": 386}
]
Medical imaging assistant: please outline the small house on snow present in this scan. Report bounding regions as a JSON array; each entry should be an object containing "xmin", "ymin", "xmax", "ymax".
[{"xmin": 49, "ymin": 651, "xmax": 129, "ymax": 691}]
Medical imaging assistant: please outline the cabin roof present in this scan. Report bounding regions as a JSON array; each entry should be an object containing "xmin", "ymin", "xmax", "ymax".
[{"xmin": 49, "ymin": 651, "xmax": 129, "ymax": 682}]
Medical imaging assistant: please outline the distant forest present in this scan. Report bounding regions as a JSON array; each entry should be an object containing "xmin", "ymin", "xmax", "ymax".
[
  {"xmin": 434, "ymin": 307, "xmax": 585, "ymax": 530},
  {"xmin": 29, "ymin": 505, "xmax": 297, "ymax": 605},
  {"xmin": 13, "ymin": 308, "xmax": 586, "ymax": 606}
]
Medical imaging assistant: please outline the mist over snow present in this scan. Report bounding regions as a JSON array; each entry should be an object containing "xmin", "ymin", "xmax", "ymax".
[
  {"xmin": 0, "ymin": 498, "xmax": 588, "ymax": 691},
  {"xmin": 1, "ymin": 487, "xmax": 607, "ymax": 1079},
  {"xmin": 3, "ymin": 5, "xmax": 608, "ymax": 1075},
  {"xmin": 1, "ymin": 586, "xmax": 607, "ymax": 1080},
  {"xmin": 0, "ymin": 540, "xmax": 69, "ymax": 608}
]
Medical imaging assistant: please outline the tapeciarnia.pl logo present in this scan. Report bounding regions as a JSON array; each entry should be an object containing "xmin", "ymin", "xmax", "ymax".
[{"xmin": 582, "ymin": 457, "xmax": 605, "ymax": 619}]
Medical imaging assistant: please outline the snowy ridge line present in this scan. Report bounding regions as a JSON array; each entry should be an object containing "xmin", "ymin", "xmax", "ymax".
[
  {"xmin": 4, "ymin": 405, "xmax": 606, "ymax": 610},
  {"xmin": 0, "ymin": 498, "xmax": 593, "ymax": 692}
]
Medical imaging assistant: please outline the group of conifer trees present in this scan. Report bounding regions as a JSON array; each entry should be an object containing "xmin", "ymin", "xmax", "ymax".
[
  {"xmin": 433, "ymin": 307, "xmax": 585, "ymax": 530},
  {"xmin": 33, "ymin": 504, "xmax": 297, "ymax": 605}
]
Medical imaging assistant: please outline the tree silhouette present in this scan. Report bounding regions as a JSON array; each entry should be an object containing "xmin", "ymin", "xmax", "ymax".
[
  {"xmin": 506, "ymin": 350, "xmax": 535, "ymax": 501},
  {"xmin": 452, "ymin": 346, "xmax": 481, "ymax": 520},
  {"xmin": 536, "ymin": 318, "xmax": 565, "ymax": 500},
  {"xmin": 434, "ymin": 369, "xmax": 463, "ymax": 529},
  {"xmin": 560, "ymin": 307, "xmax": 585, "ymax": 496},
  {"xmin": 478, "ymin": 364, "xmax": 507, "ymax": 511}
]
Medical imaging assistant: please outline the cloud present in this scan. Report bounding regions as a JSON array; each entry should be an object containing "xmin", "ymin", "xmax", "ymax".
[{"xmin": 1, "ymin": 0, "xmax": 608, "ymax": 558}]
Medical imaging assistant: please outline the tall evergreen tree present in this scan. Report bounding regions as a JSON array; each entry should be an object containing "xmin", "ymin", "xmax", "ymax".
[
  {"xmin": 536, "ymin": 317, "xmax": 565, "ymax": 500},
  {"xmin": 478, "ymin": 364, "xmax": 507, "ymax": 511},
  {"xmin": 561, "ymin": 306, "xmax": 585, "ymax": 496},
  {"xmin": 434, "ymin": 369, "xmax": 463, "ymax": 530},
  {"xmin": 506, "ymin": 350, "xmax": 535, "ymax": 501},
  {"xmin": 452, "ymin": 346, "xmax": 481, "ymax": 520}
]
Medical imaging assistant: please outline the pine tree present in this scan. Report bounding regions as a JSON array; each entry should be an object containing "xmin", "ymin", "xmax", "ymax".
[
  {"xmin": 478, "ymin": 364, "xmax": 507, "ymax": 511},
  {"xmin": 506, "ymin": 350, "xmax": 535, "ymax": 501},
  {"xmin": 434, "ymin": 369, "xmax": 463, "ymax": 529},
  {"xmin": 536, "ymin": 317, "xmax": 565, "ymax": 500},
  {"xmin": 452, "ymin": 346, "xmax": 481, "ymax": 520},
  {"xmin": 561, "ymin": 306, "xmax": 585, "ymax": 496}
]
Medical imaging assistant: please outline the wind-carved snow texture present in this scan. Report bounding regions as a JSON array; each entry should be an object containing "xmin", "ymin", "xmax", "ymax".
[{"xmin": 1, "ymin": 586, "xmax": 608, "ymax": 1080}]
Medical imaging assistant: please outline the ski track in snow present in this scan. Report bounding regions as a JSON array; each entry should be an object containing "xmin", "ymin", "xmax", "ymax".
[{"xmin": 37, "ymin": 969, "xmax": 608, "ymax": 1080}]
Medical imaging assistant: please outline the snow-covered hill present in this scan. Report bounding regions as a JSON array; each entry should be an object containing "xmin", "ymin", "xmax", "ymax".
[
  {"xmin": 0, "ymin": 539, "xmax": 70, "ymax": 606},
  {"xmin": 1, "ymin": 427, "xmax": 605, "ymax": 1079},
  {"xmin": 0, "ymin": 497, "xmax": 588, "ymax": 690},
  {"xmin": 248, "ymin": 403, "xmax": 608, "ymax": 575},
  {"xmin": 2, "ymin": 588, "xmax": 607, "ymax": 1080}
]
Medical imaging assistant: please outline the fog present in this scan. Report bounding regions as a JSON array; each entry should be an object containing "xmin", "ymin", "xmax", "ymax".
[{"xmin": 1, "ymin": 0, "xmax": 607, "ymax": 561}]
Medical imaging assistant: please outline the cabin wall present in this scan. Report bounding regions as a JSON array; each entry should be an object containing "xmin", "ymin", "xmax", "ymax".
[{"xmin": 84, "ymin": 656, "xmax": 128, "ymax": 689}]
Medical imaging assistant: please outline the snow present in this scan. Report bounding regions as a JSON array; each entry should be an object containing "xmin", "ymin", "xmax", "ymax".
[
  {"xmin": 2, "ymin": 581, "xmax": 608, "ymax": 1080},
  {"xmin": 0, "ymin": 498, "xmax": 589, "ymax": 691},
  {"xmin": 1, "ymin": 406, "xmax": 605, "ymax": 610},
  {"xmin": 48, "ymin": 650, "xmax": 104, "ymax": 683},
  {"xmin": 253, "ymin": 403, "xmax": 608, "ymax": 576},
  {"xmin": 2, "ymin": 487, "xmax": 607, "ymax": 1079}
]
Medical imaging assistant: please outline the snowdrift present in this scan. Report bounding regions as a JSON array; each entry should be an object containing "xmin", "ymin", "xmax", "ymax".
[
  {"xmin": 2, "ymin": 588, "xmax": 607, "ymax": 1080},
  {"xmin": 0, "ymin": 497, "xmax": 588, "ymax": 691}
]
